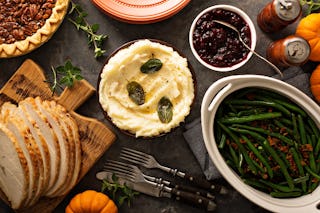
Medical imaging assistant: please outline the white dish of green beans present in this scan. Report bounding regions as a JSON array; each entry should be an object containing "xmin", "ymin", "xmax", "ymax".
[{"xmin": 201, "ymin": 75, "xmax": 320, "ymax": 213}]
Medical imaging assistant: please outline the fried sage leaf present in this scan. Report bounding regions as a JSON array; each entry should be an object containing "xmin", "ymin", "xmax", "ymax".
[
  {"xmin": 157, "ymin": 96, "xmax": 173, "ymax": 123},
  {"xmin": 127, "ymin": 81, "xmax": 145, "ymax": 105},
  {"xmin": 140, "ymin": 58, "xmax": 163, "ymax": 74}
]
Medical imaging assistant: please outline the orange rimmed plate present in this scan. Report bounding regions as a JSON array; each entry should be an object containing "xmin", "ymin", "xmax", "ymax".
[{"xmin": 91, "ymin": 0, "xmax": 190, "ymax": 24}]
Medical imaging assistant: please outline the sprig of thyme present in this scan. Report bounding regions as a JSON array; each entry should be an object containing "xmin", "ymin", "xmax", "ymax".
[
  {"xmin": 47, "ymin": 60, "xmax": 84, "ymax": 93},
  {"xmin": 300, "ymin": 0, "xmax": 320, "ymax": 15},
  {"xmin": 101, "ymin": 174, "xmax": 139, "ymax": 207},
  {"xmin": 68, "ymin": 0, "xmax": 108, "ymax": 58}
]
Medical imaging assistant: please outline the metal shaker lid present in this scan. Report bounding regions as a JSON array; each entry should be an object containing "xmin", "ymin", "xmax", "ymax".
[
  {"xmin": 285, "ymin": 37, "xmax": 310, "ymax": 64},
  {"xmin": 274, "ymin": 0, "xmax": 301, "ymax": 21}
]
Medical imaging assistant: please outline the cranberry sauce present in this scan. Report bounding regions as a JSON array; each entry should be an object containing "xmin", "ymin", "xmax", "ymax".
[{"xmin": 192, "ymin": 9, "xmax": 252, "ymax": 68}]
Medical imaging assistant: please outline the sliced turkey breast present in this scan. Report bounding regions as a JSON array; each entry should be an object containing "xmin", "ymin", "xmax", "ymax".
[
  {"xmin": 17, "ymin": 104, "xmax": 50, "ymax": 194},
  {"xmin": 40, "ymin": 100, "xmax": 74, "ymax": 197},
  {"xmin": 1, "ymin": 112, "xmax": 40, "ymax": 208},
  {"xmin": 33, "ymin": 97, "xmax": 71, "ymax": 197},
  {"xmin": 15, "ymin": 106, "xmax": 50, "ymax": 206},
  {"xmin": 44, "ymin": 100, "xmax": 80, "ymax": 197},
  {"xmin": 0, "ymin": 123, "xmax": 29, "ymax": 209},
  {"xmin": 54, "ymin": 103, "xmax": 81, "ymax": 196},
  {"xmin": 20, "ymin": 98, "xmax": 61, "ymax": 195}
]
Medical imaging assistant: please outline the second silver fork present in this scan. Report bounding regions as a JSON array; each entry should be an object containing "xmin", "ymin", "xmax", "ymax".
[
  {"xmin": 120, "ymin": 147, "xmax": 217, "ymax": 192},
  {"xmin": 104, "ymin": 160, "xmax": 215, "ymax": 200}
]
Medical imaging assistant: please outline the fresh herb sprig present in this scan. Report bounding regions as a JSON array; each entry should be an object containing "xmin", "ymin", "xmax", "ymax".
[
  {"xmin": 101, "ymin": 174, "xmax": 139, "ymax": 206},
  {"xmin": 68, "ymin": 0, "xmax": 108, "ymax": 58},
  {"xmin": 300, "ymin": 0, "xmax": 320, "ymax": 15},
  {"xmin": 48, "ymin": 60, "xmax": 84, "ymax": 93}
]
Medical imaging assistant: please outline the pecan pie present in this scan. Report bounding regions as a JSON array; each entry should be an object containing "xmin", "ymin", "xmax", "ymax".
[{"xmin": 0, "ymin": 0, "xmax": 69, "ymax": 58}]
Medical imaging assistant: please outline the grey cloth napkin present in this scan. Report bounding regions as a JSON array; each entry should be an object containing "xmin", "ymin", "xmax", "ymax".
[{"xmin": 183, "ymin": 67, "xmax": 312, "ymax": 180}]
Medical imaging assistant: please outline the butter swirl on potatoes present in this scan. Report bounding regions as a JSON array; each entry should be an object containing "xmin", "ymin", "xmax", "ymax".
[{"xmin": 99, "ymin": 39, "xmax": 194, "ymax": 137}]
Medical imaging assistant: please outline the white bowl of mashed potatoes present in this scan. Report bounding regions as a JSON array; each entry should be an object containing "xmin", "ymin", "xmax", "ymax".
[{"xmin": 98, "ymin": 39, "xmax": 195, "ymax": 137}]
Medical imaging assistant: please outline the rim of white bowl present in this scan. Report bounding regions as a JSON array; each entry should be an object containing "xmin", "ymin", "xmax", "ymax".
[
  {"xmin": 201, "ymin": 75, "xmax": 320, "ymax": 212},
  {"xmin": 189, "ymin": 5, "xmax": 257, "ymax": 72}
]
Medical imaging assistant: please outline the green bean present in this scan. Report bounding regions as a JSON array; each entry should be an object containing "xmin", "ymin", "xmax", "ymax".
[
  {"xmin": 273, "ymin": 120, "xmax": 294, "ymax": 135},
  {"xmin": 270, "ymin": 191, "xmax": 302, "ymax": 198},
  {"xmin": 252, "ymin": 160, "xmax": 266, "ymax": 174},
  {"xmin": 232, "ymin": 124, "xmax": 294, "ymax": 146},
  {"xmin": 218, "ymin": 122, "xmax": 257, "ymax": 174},
  {"xmin": 292, "ymin": 113, "xmax": 300, "ymax": 142},
  {"xmin": 227, "ymin": 112, "xmax": 237, "ymax": 117},
  {"xmin": 218, "ymin": 134, "xmax": 227, "ymax": 149},
  {"xmin": 254, "ymin": 94, "xmax": 307, "ymax": 117},
  {"xmin": 228, "ymin": 104, "xmax": 237, "ymax": 113},
  {"xmin": 241, "ymin": 135, "xmax": 273, "ymax": 178},
  {"xmin": 231, "ymin": 105, "xmax": 254, "ymax": 110},
  {"xmin": 237, "ymin": 108, "xmax": 266, "ymax": 117},
  {"xmin": 306, "ymin": 166, "xmax": 320, "ymax": 180},
  {"xmin": 229, "ymin": 127, "xmax": 266, "ymax": 142},
  {"xmin": 243, "ymin": 178, "xmax": 270, "ymax": 191},
  {"xmin": 226, "ymin": 160, "xmax": 237, "ymax": 172},
  {"xmin": 215, "ymin": 125, "xmax": 222, "ymax": 142},
  {"xmin": 280, "ymin": 118, "xmax": 293, "ymax": 126},
  {"xmin": 225, "ymin": 100, "xmax": 291, "ymax": 116},
  {"xmin": 308, "ymin": 182, "xmax": 319, "ymax": 193},
  {"xmin": 298, "ymin": 114, "xmax": 307, "ymax": 145},
  {"xmin": 262, "ymin": 140, "xmax": 294, "ymax": 189},
  {"xmin": 307, "ymin": 119, "xmax": 320, "ymax": 138},
  {"xmin": 234, "ymin": 88, "xmax": 256, "ymax": 98},
  {"xmin": 292, "ymin": 175, "xmax": 309, "ymax": 184},
  {"xmin": 311, "ymin": 135, "xmax": 317, "ymax": 148},
  {"xmin": 228, "ymin": 144, "xmax": 238, "ymax": 163},
  {"xmin": 290, "ymin": 147, "xmax": 307, "ymax": 193},
  {"xmin": 259, "ymin": 89, "xmax": 288, "ymax": 100},
  {"xmin": 307, "ymin": 135, "xmax": 317, "ymax": 172},
  {"xmin": 219, "ymin": 112, "xmax": 282, "ymax": 124},
  {"xmin": 315, "ymin": 137, "xmax": 320, "ymax": 157},
  {"xmin": 259, "ymin": 179, "xmax": 299, "ymax": 192}
]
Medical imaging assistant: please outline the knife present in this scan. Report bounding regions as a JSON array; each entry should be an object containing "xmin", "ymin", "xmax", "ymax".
[{"xmin": 96, "ymin": 171, "xmax": 217, "ymax": 212}]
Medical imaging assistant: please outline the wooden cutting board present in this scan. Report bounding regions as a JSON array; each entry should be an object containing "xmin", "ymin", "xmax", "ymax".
[{"xmin": 0, "ymin": 59, "xmax": 116, "ymax": 212}]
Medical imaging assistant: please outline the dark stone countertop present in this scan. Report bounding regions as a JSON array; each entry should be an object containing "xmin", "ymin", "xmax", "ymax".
[{"xmin": 0, "ymin": 0, "xmax": 315, "ymax": 212}]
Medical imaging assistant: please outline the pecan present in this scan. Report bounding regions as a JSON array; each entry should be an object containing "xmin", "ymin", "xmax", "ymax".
[{"xmin": 0, "ymin": 0, "xmax": 56, "ymax": 44}]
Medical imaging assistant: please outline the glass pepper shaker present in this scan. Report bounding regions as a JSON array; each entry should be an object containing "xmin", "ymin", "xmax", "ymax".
[{"xmin": 257, "ymin": 0, "xmax": 302, "ymax": 33}]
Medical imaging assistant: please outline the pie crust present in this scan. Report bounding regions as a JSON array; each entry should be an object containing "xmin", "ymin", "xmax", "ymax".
[{"xmin": 0, "ymin": 0, "xmax": 69, "ymax": 58}]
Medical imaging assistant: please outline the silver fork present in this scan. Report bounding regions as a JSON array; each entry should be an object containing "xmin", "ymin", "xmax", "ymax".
[
  {"xmin": 120, "ymin": 147, "xmax": 217, "ymax": 192},
  {"xmin": 104, "ymin": 160, "xmax": 215, "ymax": 199},
  {"xmin": 102, "ymin": 160, "xmax": 217, "ymax": 211}
]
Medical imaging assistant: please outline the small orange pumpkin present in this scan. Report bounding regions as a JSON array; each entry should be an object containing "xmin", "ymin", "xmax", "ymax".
[
  {"xmin": 65, "ymin": 190, "xmax": 118, "ymax": 213},
  {"xmin": 310, "ymin": 64, "xmax": 320, "ymax": 102},
  {"xmin": 296, "ymin": 13, "xmax": 320, "ymax": 62}
]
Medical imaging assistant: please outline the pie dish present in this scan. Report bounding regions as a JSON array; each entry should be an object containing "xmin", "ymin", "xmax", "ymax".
[
  {"xmin": 0, "ymin": 0, "xmax": 69, "ymax": 58},
  {"xmin": 91, "ymin": 0, "xmax": 190, "ymax": 24},
  {"xmin": 98, "ymin": 39, "xmax": 196, "ymax": 138}
]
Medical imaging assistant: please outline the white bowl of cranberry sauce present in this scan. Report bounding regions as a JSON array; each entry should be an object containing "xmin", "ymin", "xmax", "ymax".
[{"xmin": 189, "ymin": 5, "xmax": 257, "ymax": 72}]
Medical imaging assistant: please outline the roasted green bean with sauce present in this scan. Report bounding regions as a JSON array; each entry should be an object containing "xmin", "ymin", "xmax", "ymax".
[{"xmin": 215, "ymin": 88, "xmax": 320, "ymax": 198}]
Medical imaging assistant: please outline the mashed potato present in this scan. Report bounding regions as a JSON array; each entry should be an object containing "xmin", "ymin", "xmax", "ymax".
[{"xmin": 99, "ymin": 39, "xmax": 194, "ymax": 137}]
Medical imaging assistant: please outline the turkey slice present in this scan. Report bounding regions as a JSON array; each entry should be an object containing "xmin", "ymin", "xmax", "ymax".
[
  {"xmin": 34, "ymin": 97, "xmax": 71, "ymax": 197},
  {"xmin": 20, "ymin": 98, "xmax": 61, "ymax": 195},
  {"xmin": 16, "ymin": 104, "xmax": 51, "ymax": 205},
  {"xmin": 0, "ymin": 123, "xmax": 29, "ymax": 209},
  {"xmin": 44, "ymin": 100, "xmax": 81, "ymax": 197},
  {"xmin": 40, "ymin": 100, "xmax": 75, "ymax": 197},
  {"xmin": 1, "ymin": 103, "xmax": 41, "ymax": 208},
  {"xmin": 55, "ymin": 103, "xmax": 81, "ymax": 196}
]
